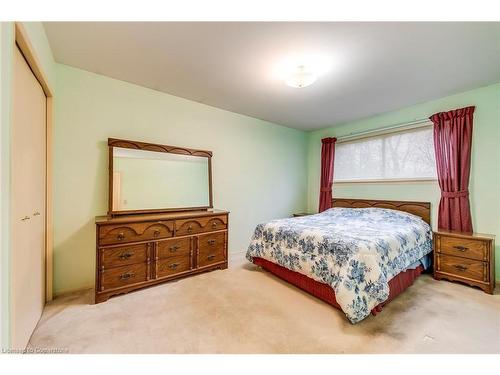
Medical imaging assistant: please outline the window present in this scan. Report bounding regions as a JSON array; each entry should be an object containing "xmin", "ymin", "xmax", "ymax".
[{"xmin": 334, "ymin": 126, "xmax": 437, "ymax": 182}]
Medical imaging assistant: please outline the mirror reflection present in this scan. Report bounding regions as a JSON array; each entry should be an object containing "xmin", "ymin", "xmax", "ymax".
[{"xmin": 112, "ymin": 147, "xmax": 210, "ymax": 211}]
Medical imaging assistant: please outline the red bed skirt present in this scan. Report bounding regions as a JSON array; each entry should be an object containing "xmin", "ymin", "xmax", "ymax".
[{"xmin": 253, "ymin": 257, "xmax": 424, "ymax": 316}]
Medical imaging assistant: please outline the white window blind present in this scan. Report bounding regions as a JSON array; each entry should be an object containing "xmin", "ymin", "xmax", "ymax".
[{"xmin": 334, "ymin": 126, "xmax": 437, "ymax": 182}]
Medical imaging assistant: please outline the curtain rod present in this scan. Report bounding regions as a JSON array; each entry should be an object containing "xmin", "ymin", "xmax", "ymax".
[{"xmin": 336, "ymin": 118, "xmax": 433, "ymax": 143}]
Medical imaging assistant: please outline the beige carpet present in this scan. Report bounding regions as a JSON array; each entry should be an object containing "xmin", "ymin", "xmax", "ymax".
[{"xmin": 28, "ymin": 254, "xmax": 500, "ymax": 354}]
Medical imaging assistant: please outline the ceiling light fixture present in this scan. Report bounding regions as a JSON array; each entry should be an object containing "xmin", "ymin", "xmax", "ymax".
[{"xmin": 285, "ymin": 65, "xmax": 317, "ymax": 88}]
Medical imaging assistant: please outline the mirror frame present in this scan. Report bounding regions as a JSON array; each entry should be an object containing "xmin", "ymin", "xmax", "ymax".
[{"xmin": 108, "ymin": 138, "xmax": 213, "ymax": 216}]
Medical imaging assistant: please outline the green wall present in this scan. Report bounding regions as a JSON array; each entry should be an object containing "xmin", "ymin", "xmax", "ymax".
[
  {"xmin": 53, "ymin": 64, "xmax": 308, "ymax": 295},
  {"xmin": 307, "ymin": 83, "xmax": 500, "ymax": 279}
]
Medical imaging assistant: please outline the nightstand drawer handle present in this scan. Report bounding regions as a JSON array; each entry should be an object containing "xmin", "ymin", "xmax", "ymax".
[
  {"xmin": 453, "ymin": 245, "xmax": 469, "ymax": 252},
  {"xmin": 207, "ymin": 239, "xmax": 216, "ymax": 245},
  {"xmin": 207, "ymin": 254, "xmax": 216, "ymax": 260},
  {"xmin": 454, "ymin": 264, "xmax": 468, "ymax": 272},
  {"xmin": 168, "ymin": 263, "xmax": 179, "ymax": 269},
  {"xmin": 169, "ymin": 245, "xmax": 180, "ymax": 252}
]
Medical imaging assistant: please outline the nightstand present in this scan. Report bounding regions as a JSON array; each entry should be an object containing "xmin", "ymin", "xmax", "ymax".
[
  {"xmin": 434, "ymin": 230, "xmax": 495, "ymax": 294},
  {"xmin": 292, "ymin": 212, "xmax": 314, "ymax": 217}
]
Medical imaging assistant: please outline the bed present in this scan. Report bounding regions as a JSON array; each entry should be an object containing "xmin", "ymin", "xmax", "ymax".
[{"xmin": 246, "ymin": 198, "xmax": 433, "ymax": 323}]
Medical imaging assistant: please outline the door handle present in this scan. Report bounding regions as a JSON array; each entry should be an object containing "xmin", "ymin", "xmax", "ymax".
[{"xmin": 21, "ymin": 216, "xmax": 30, "ymax": 221}]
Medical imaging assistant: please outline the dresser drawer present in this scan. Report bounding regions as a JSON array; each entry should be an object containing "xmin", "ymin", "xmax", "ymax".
[
  {"xmin": 198, "ymin": 232, "xmax": 226, "ymax": 267},
  {"xmin": 157, "ymin": 237, "xmax": 191, "ymax": 259},
  {"xmin": 437, "ymin": 235, "xmax": 487, "ymax": 261},
  {"xmin": 100, "ymin": 243, "xmax": 148, "ymax": 269},
  {"xmin": 175, "ymin": 215, "xmax": 227, "ymax": 236},
  {"xmin": 436, "ymin": 254, "xmax": 487, "ymax": 282},
  {"xmin": 100, "ymin": 262, "xmax": 148, "ymax": 291},
  {"xmin": 98, "ymin": 221, "xmax": 174, "ymax": 245},
  {"xmin": 157, "ymin": 254, "xmax": 191, "ymax": 278}
]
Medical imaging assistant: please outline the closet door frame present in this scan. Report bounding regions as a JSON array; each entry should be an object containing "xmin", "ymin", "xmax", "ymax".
[{"xmin": 14, "ymin": 22, "xmax": 54, "ymax": 302}]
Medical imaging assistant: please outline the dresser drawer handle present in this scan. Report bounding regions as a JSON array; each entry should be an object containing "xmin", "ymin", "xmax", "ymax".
[
  {"xmin": 168, "ymin": 263, "xmax": 179, "ymax": 269},
  {"xmin": 212, "ymin": 221, "xmax": 217, "ymax": 229},
  {"xmin": 207, "ymin": 239, "xmax": 216, "ymax": 245},
  {"xmin": 117, "ymin": 233, "xmax": 125, "ymax": 240},
  {"xmin": 207, "ymin": 254, "xmax": 216, "ymax": 260},
  {"xmin": 119, "ymin": 252, "xmax": 134, "ymax": 260},
  {"xmin": 153, "ymin": 230, "xmax": 161, "ymax": 237},
  {"xmin": 453, "ymin": 264, "xmax": 468, "ymax": 272},
  {"xmin": 453, "ymin": 245, "xmax": 469, "ymax": 252},
  {"xmin": 187, "ymin": 225, "xmax": 193, "ymax": 233},
  {"xmin": 169, "ymin": 245, "xmax": 180, "ymax": 252},
  {"xmin": 120, "ymin": 272, "xmax": 135, "ymax": 280}
]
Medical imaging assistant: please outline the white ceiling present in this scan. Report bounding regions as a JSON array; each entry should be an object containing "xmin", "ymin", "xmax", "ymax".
[{"xmin": 43, "ymin": 22, "xmax": 500, "ymax": 130}]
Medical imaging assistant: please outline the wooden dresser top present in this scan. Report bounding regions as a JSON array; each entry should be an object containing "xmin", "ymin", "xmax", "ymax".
[{"xmin": 95, "ymin": 209, "xmax": 229, "ymax": 225}]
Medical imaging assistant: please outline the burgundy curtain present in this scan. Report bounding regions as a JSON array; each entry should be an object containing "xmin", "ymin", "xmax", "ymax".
[
  {"xmin": 430, "ymin": 106, "xmax": 474, "ymax": 232},
  {"xmin": 318, "ymin": 137, "xmax": 337, "ymax": 212}
]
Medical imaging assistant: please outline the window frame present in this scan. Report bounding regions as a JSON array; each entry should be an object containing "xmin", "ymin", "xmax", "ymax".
[{"xmin": 333, "ymin": 123, "xmax": 438, "ymax": 184}]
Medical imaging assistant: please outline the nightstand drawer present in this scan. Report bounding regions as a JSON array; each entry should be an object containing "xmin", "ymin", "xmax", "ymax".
[
  {"xmin": 437, "ymin": 236, "xmax": 487, "ymax": 261},
  {"xmin": 433, "ymin": 230, "xmax": 495, "ymax": 294},
  {"xmin": 436, "ymin": 254, "xmax": 486, "ymax": 282}
]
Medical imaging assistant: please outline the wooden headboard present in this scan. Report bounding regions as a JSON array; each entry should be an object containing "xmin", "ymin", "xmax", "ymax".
[{"xmin": 332, "ymin": 198, "xmax": 431, "ymax": 225}]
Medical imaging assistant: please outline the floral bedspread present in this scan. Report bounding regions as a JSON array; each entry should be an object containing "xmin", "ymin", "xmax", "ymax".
[{"xmin": 246, "ymin": 207, "xmax": 432, "ymax": 323}]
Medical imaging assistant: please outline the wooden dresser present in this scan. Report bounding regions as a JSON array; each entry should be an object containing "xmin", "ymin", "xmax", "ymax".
[
  {"xmin": 95, "ymin": 209, "xmax": 229, "ymax": 303},
  {"xmin": 434, "ymin": 230, "xmax": 495, "ymax": 294}
]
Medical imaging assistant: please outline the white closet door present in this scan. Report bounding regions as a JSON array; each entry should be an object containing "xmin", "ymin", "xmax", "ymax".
[{"xmin": 11, "ymin": 46, "xmax": 46, "ymax": 349}]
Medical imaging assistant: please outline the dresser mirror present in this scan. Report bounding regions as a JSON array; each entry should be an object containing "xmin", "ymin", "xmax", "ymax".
[{"xmin": 108, "ymin": 138, "xmax": 213, "ymax": 215}]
